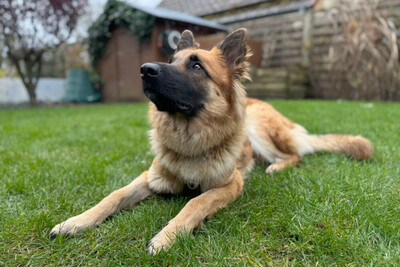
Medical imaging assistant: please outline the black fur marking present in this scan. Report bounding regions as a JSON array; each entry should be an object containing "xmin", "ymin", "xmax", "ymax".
[
  {"xmin": 188, "ymin": 54, "xmax": 211, "ymax": 79},
  {"xmin": 189, "ymin": 54, "xmax": 199, "ymax": 62},
  {"xmin": 141, "ymin": 62, "xmax": 207, "ymax": 116}
]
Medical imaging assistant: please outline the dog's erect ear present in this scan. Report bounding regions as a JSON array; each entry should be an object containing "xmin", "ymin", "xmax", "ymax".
[
  {"xmin": 217, "ymin": 28, "xmax": 252, "ymax": 80},
  {"xmin": 177, "ymin": 30, "xmax": 198, "ymax": 52}
]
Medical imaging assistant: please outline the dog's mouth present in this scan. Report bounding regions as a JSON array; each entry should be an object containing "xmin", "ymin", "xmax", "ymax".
[{"xmin": 175, "ymin": 100, "xmax": 192, "ymax": 111}]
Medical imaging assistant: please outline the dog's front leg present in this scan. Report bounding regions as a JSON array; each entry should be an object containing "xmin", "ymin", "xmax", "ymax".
[
  {"xmin": 50, "ymin": 171, "xmax": 154, "ymax": 237},
  {"xmin": 147, "ymin": 170, "xmax": 244, "ymax": 255}
]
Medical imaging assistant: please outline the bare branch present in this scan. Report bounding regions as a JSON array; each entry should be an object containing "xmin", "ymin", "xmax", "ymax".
[{"xmin": 0, "ymin": 0, "xmax": 88, "ymax": 105}]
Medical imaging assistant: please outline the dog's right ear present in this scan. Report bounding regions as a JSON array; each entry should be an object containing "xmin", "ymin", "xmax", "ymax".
[{"xmin": 176, "ymin": 30, "xmax": 198, "ymax": 52}]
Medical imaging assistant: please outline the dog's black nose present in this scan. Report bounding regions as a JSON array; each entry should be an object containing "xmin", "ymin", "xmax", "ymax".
[{"xmin": 140, "ymin": 63, "xmax": 160, "ymax": 78}]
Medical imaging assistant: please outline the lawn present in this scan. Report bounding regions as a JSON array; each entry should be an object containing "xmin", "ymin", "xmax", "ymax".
[{"xmin": 1, "ymin": 100, "xmax": 399, "ymax": 265}]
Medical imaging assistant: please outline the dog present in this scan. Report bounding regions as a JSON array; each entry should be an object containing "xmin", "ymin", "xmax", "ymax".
[{"xmin": 50, "ymin": 29, "xmax": 373, "ymax": 254}]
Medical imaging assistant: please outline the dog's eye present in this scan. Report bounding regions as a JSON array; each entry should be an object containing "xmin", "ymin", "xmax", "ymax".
[{"xmin": 192, "ymin": 63, "xmax": 202, "ymax": 71}]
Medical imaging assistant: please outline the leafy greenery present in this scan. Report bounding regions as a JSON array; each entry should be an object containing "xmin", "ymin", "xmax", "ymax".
[
  {"xmin": 1, "ymin": 101, "xmax": 400, "ymax": 265},
  {"xmin": 87, "ymin": 0, "xmax": 154, "ymax": 66}
]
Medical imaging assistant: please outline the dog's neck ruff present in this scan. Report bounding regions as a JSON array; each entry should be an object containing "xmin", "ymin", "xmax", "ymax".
[
  {"xmin": 149, "ymin": 105, "xmax": 246, "ymax": 189},
  {"xmin": 151, "ymin": 105, "xmax": 243, "ymax": 153}
]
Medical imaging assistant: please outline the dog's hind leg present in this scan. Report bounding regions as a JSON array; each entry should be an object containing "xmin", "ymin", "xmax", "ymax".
[
  {"xmin": 147, "ymin": 169, "xmax": 244, "ymax": 255},
  {"xmin": 265, "ymin": 155, "xmax": 302, "ymax": 174}
]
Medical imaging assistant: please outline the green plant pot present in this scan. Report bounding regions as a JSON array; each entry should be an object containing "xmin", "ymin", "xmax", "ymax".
[{"xmin": 64, "ymin": 69, "xmax": 100, "ymax": 102}]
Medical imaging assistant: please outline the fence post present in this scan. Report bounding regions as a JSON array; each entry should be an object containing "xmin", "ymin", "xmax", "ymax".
[{"xmin": 301, "ymin": 10, "xmax": 313, "ymax": 67}]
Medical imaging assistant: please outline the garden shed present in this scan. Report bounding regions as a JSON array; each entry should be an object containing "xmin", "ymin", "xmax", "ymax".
[{"xmin": 89, "ymin": 0, "xmax": 228, "ymax": 102}]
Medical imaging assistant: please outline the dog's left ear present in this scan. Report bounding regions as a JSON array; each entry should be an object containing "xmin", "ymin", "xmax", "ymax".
[
  {"xmin": 217, "ymin": 28, "xmax": 252, "ymax": 80},
  {"xmin": 177, "ymin": 30, "xmax": 199, "ymax": 52}
]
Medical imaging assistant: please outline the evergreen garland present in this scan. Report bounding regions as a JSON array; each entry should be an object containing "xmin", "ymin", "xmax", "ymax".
[{"xmin": 88, "ymin": 0, "xmax": 155, "ymax": 66}]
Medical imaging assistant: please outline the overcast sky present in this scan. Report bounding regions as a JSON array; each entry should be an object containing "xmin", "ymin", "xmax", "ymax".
[{"xmin": 73, "ymin": 0, "xmax": 163, "ymax": 40}]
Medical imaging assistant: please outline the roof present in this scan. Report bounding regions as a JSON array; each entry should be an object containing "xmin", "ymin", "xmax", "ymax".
[
  {"xmin": 121, "ymin": 0, "xmax": 228, "ymax": 31},
  {"xmin": 212, "ymin": 0, "xmax": 315, "ymax": 24},
  {"xmin": 158, "ymin": 0, "xmax": 268, "ymax": 17},
  {"xmin": 158, "ymin": 0, "xmax": 316, "ymax": 24}
]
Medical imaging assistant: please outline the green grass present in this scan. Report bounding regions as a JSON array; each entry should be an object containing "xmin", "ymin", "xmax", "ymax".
[{"xmin": 1, "ymin": 100, "xmax": 399, "ymax": 266}]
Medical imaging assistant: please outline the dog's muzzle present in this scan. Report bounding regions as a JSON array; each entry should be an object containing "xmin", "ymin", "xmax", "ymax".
[{"xmin": 140, "ymin": 62, "xmax": 204, "ymax": 116}]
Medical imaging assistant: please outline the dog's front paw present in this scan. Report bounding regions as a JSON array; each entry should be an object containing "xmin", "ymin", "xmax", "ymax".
[
  {"xmin": 50, "ymin": 214, "xmax": 96, "ymax": 238},
  {"xmin": 147, "ymin": 229, "xmax": 173, "ymax": 255},
  {"xmin": 147, "ymin": 223, "xmax": 182, "ymax": 255}
]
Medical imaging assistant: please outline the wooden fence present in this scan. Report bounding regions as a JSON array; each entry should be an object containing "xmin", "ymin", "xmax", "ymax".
[
  {"xmin": 245, "ymin": 66, "xmax": 308, "ymax": 99},
  {"xmin": 229, "ymin": 0, "xmax": 400, "ymax": 100},
  {"xmin": 229, "ymin": 11, "xmax": 307, "ymax": 68}
]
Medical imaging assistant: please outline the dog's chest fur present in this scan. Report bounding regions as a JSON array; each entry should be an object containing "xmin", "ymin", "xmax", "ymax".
[{"xmin": 149, "ymin": 107, "xmax": 245, "ymax": 190}]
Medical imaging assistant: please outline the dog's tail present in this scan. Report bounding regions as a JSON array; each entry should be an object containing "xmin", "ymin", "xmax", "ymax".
[{"xmin": 305, "ymin": 133, "xmax": 374, "ymax": 160}]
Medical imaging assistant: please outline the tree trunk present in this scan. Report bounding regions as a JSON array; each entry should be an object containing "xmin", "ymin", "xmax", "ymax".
[
  {"xmin": 8, "ymin": 50, "xmax": 43, "ymax": 106},
  {"xmin": 26, "ymin": 84, "xmax": 37, "ymax": 106}
]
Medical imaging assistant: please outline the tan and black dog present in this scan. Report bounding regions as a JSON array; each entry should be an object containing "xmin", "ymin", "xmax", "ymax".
[{"xmin": 50, "ymin": 29, "xmax": 373, "ymax": 254}]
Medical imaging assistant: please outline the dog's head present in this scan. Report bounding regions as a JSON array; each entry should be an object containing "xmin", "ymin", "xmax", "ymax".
[{"xmin": 140, "ymin": 28, "xmax": 251, "ymax": 117}]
